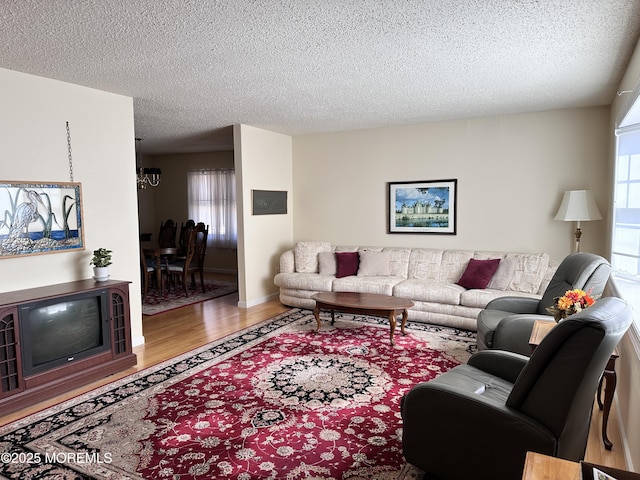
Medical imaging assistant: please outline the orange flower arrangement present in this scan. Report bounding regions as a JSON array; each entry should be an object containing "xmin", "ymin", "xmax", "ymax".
[{"xmin": 547, "ymin": 289, "xmax": 596, "ymax": 322}]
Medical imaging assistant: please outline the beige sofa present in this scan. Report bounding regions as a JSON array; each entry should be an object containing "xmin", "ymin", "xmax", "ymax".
[{"xmin": 273, "ymin": 242, "xmax": 558, "ymax": 331}]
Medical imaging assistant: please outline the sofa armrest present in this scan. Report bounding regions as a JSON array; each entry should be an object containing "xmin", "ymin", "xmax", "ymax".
[
  {"xmin": 279, "ymin": 249, "xmax": 295, "ymax": 274},
  {"xmin": 467, "ymin": 350, "xmax": 529, "ymax": 383},
  {"xmin": 485, "ymin": 296, "xmax": 540, "ymax": 313}
]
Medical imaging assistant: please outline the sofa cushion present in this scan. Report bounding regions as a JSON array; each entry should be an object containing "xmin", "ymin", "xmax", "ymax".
[
  {"xmin": 460, "ymin": 288, "xmax": 540, "ymax": 309},
  {"xmin": 473, "ymin": 251, "xmax": 507, "ymax": 261},
  {"xmin": 383, "ymin": 247, "xmax": 411, "ymax": 278},
  {"xmin": 273, "ymin": 272, "xmax": 334, "ymax": 291},
  {"xmin": 333, "ymin": 276, "xmax": 404, "ymax": 296},
  {"xmin": 456, "ymin": 258, "xmax": 501, "ymax": 289},
  {"xmin": 487, "ymin": 256, "xmax": 518, "ymax": 290},
  {"xmin": 334, "ymin": 245, "xmax": 360, "ymax": 252},
  {"xmin": 538, "ymin": 258, "xmax": 559, "ymax": 294},
  {"xmin": 394, "ymin": 280, "xmax": 465, "ymax": 304},
  {"xmin": 358, "ymin": 250, "xmax": 391, "ymax": 277},
  {"xmin": 318, "ymin": 251, "xmax": 337, "ymax": 275},
  {"xmin": 439, "ymin": 250, "xmax": 475, "ymax": 283},
  {"xmin": 294, "ymin": 241, "xmax": 332, "ymax": 273},
  {"xmin": 336, "ymin": 251, "xmax": 360, "ymax": 278},
  {"xmin": 408, "ymin": 249, "xmax": 444, "ymax": 281},
  {"xmin": 506, "ymin": 253, "xmax": 550, "ymax": 294}
]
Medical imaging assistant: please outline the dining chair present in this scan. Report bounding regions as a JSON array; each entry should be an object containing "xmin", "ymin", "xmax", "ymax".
[
  {"xmin": 158, "ymin": 219, "xmax": 177, "ymax": 248},
  {"xmin": 166, "ymin": 222, "xmax": 208, "ymax": 296},
  {"xmin": 178, "ymin": 219, "xmax": 195, "ymax": 254},
  {"xmin": 140, "ymin": 246, "xmax": 157, "ymax": 297},
  {"xmin": 192, "ymin": 222, "xmax": 209, "ymax": 292}
]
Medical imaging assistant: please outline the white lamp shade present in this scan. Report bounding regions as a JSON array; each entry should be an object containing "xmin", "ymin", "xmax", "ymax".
[{"xmin": 554, "ymin": 190, "xmax": 602, "ymax": 222}]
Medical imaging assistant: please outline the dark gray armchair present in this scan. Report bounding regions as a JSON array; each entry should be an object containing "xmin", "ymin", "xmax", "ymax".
[
  {"xmin": 477, "ymin": 252, "xmax": 611, "ymax": 355},
  {"xmin": 401, "ymin": 297, "xmax": 632, "ymax": 480}
]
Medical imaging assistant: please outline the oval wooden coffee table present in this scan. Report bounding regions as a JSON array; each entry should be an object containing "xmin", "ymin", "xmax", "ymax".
[{"xmin": 311, "ymin": 292, "xmax": 414, "ymax": 345}]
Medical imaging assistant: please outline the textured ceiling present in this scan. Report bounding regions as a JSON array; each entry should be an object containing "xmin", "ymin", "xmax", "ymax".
[{"xmin": 2, "ymin": 1, "xmax": 640, "ymax": 155}]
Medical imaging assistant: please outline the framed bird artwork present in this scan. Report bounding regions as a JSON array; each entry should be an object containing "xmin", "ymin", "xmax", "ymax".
[{"xmin": 0, "ymin": 181, "xmax": 84, "ymax": 258}]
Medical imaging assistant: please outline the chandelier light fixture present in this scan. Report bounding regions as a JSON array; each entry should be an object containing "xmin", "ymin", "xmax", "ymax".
[{"xmin": 135, "ymin": 138, "xmax": 161, "ymax": 189}]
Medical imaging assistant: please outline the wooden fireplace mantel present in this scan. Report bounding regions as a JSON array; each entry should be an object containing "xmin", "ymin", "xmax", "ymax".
[{"xmin": 0, "ymin": 279, "xmax": 137, "ymax": 415}]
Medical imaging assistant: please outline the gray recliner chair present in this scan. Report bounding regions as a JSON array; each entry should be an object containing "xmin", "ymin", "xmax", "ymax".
[
  {"xmin": 477, "ymin": 252, "xmax": 611, "ymax": 355},
  {"xmin": 401, "ymin": 297, "xmax": 632, "ymax": 480}
]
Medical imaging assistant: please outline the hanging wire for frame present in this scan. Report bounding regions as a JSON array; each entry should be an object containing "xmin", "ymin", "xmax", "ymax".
[{"xmin": 66, "ymin": 121, "xmax": 74, "ymax": 182}]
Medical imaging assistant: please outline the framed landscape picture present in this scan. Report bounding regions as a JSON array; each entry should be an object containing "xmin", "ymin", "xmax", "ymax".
[
  {"xmin": 388, "ymin": 179, "xmax": 457, "ymax": 234},
  {"xmin": 0, "ymin": 181, "xmax": 84, "ymax": 258}
]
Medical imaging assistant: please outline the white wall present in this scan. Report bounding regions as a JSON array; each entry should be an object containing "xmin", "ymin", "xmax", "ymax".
[
  {"xmin": 234, "ymin": 124, "xmax": 293, "ymax": 307},
  {"xmin": 292, "ymin": 107, "xmax": 610, "ymax": 262},
  {"xmin": 0, "ymin": 68, "xmax": 143, "ymax": 344}
]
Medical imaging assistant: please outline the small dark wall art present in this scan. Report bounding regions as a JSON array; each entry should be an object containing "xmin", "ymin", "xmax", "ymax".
[
  {"xmin": 388, "ymin": 179, "xmax": 457, "ymax": 234},
  {"xmin": 252, "ymin": 190, "xmax": 288, "ymax": 215},
  {"xmin": 0, "ymin": 181, "xmax": 85, "ymax": 258}
]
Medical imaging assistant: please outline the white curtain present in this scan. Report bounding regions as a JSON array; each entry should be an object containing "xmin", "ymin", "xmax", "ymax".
[{"xmin": 187, "ymin": 169, "xmax": 237, "ymax": 249}]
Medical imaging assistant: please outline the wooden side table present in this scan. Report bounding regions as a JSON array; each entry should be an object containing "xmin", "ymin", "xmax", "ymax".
[
  {"xmin": 529, "ymin": 320, "xmax": 619, "ymax": 450},
  {"xmin": 522, "ymin": 451, "xmax": 639, "ymax": 480},
  {"xmin": 521, "ymin": 451, "xmax": 579, "ymax": 479}
]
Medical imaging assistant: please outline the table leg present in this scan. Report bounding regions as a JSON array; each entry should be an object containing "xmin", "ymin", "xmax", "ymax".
[
  {"xmin": 155, "ymin": 254, "xmax": 162, "ymax": 293},
  {"xmin": 597, "ymin": 376, "xmax": 604, "ymax": 410},
  {"xmin": 401, "ymin": 308, "xmax": 408, "ymax": 336},
  {"xmin": 388, "ymin": 311, "xmax": 397, "ymax": 346},
  {"xmin": 600, "ymin": 367, "xmax": 617, "ymax": 450},
  {"xmin": 313, "ymin": 303, "xmax": 321, "ymax": 332}
]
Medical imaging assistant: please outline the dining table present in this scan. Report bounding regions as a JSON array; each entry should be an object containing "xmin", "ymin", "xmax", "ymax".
[{"xmin": 143, "ymin": 247, "xmax": 179, "ymax": 293}]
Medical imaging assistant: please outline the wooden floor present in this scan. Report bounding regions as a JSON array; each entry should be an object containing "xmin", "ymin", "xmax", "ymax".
[{"xmin": 0, "ymin": 277, "xmax": 629, "ymax": 472}]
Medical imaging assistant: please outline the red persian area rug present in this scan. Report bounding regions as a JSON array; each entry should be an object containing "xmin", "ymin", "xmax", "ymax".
[
  {"xmin": 142, "ymin": 279, "xmax": 238, "ymax": 315},
  {"xmin": 0, "ymin": 309, "xmax": 475, "ymax": 480}
]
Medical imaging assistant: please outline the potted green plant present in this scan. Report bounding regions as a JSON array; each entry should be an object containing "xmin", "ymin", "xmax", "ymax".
[{"xmin": 90, "ymin": 248, "xmax": 112, "ymax": 282}]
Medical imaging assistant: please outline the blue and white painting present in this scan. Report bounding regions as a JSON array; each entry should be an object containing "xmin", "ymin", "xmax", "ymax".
[
  {"xmin": 0, "ymin": 181, "xmax": 84, "ymax": 258},
  {"xmin": 389, "ymin": 180, "xmax": 457, "ymax": 234}
]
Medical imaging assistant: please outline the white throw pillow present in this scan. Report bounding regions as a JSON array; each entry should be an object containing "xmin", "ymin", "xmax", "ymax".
[
  {"xmin": 318, "ymin": 251, "xmax": 337, "ymax": 275},
  {"xmin": 357, "ymin": 250, "xmax": 391, "ymax": 277},
  {"xmin": 487, "ymin": 256, "xmax": 518, "ymax": 290}
]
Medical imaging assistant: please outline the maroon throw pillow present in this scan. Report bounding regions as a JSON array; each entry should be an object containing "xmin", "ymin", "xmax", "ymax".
[
  {"xmin": 335, "ymin": 251, "xmax": 360, "ymax": 278},
  {"xmin": 456, "ymin": 258, "xmax": 501, "ymax": 289}
]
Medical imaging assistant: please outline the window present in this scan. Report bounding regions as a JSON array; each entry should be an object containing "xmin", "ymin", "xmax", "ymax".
[
  {"xmin": 187, "ymin": 169, "xmax": 237, "ymax": 249},
  {"xmin": 613, "ymin": 125, "xmax": 640, "ymax": 342},
  {"xmin": 613, "ymin": 131, "xmax": 640, "ymax": 275}
]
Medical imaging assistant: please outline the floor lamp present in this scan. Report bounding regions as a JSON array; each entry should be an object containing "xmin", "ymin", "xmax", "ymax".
[{"xmin": 554, "ymin": 190, "xmax": 602, "ymax": 253}]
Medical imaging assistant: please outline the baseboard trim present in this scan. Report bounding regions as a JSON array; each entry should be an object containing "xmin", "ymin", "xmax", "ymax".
[
  {"xmin": 614, "ymin": 394, "xmax": 635, "ymax": 472},
  {"xmin": 237, "ymin": 292, "xmax": 279, "ymax": 309}
]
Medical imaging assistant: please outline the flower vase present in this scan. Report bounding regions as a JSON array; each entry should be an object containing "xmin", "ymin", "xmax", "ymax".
[{"xmin": 546, "ymin": 306, "xmax": 566, "ymax": 323}]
